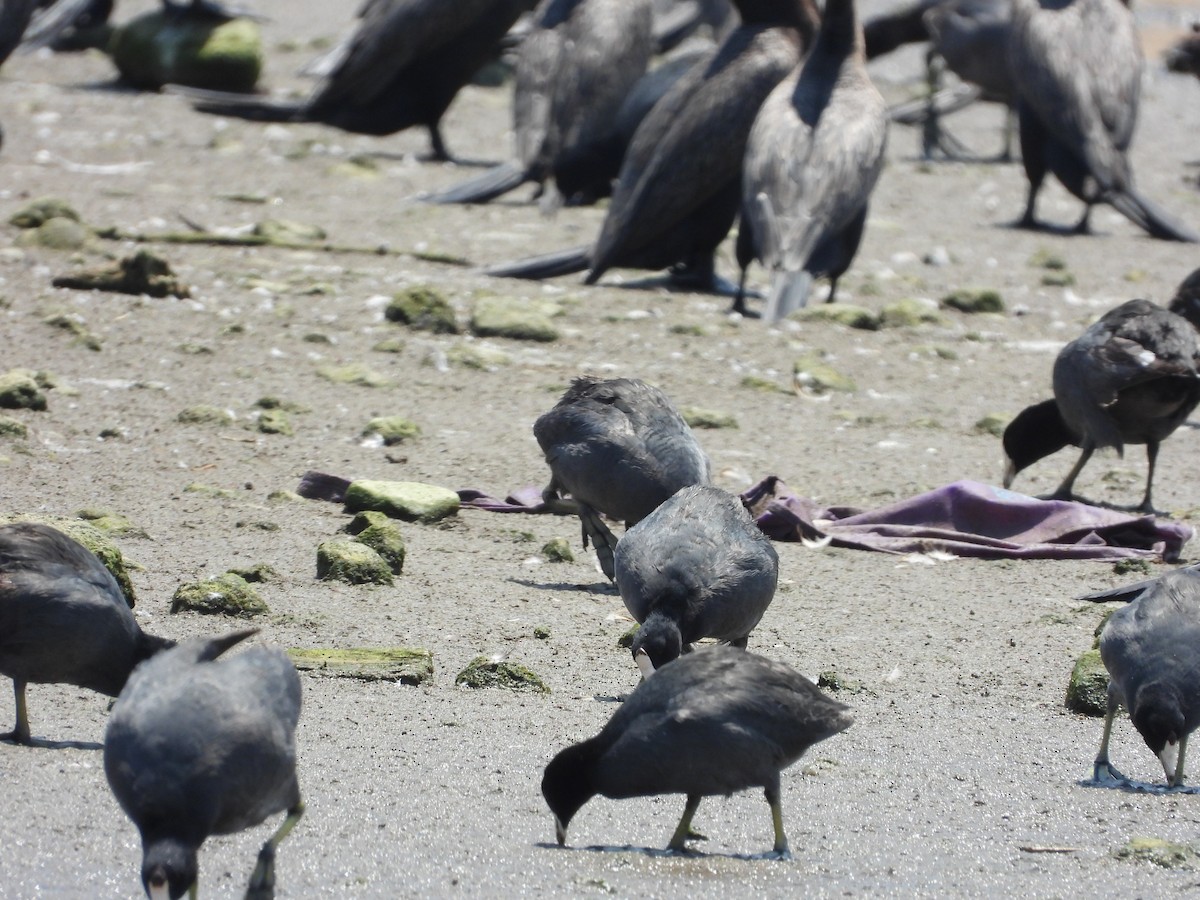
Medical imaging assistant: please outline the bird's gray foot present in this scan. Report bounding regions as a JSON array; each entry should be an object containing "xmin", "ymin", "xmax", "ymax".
[
  {"xmin": 0, "ymin": 728, "xmax": 31, "ymax": 745},
  {"xmin": 1093, "ymin": 758, "xmax": 1126, "ymax": 784},
  {"xmin": 244, "ymin": 844, "xmax": 275, "ymax": 900}
]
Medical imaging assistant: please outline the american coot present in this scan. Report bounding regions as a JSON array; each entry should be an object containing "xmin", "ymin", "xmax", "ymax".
[
  {"xmin": 1007, "ymin": 0, "xmax": 1198, "ymax": 241},
  {"xmin": 105, "ymin": 629, "xmax": 303, "ymax": 900},
  {"xmin": 737, "ymin": 0, "xmax": 887, "ymax": 321},
  {"xmin": 1094, "ymin": 568, "xmax": 1200, "ymax": 786},
  {"xmin": 615, "ymin": 484, "xmax": 778, "ymax": 672},
  {"xmin": 0, "ymin": 522, "xmax": 174, "ymax": 745},
  {"xmin": 541, "ymin": 647, "xmax": 852, "ymax": 857},
  {"xmin": 533, "ymin": 376, "xmax": 710, "ymax": 580},
  {"xmin": 1002, "ymin": 298, "xmax": 1200, "ymax": 513}
]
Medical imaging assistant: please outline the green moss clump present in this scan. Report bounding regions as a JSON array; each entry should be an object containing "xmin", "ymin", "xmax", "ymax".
[
  {"xmin": 941, "ymin": 290, "xmax": 1004, "ymax": 314},
  {"xmin": 1114, "ymin": 837, "xmax": 1200, "ymax": 868},
  {"xmin": 617, "ymin": 624, "xmax": 640, "ymax": 650},
  {"xmin": 345, "ymin": 511, "xmax": 406, "ymax": 575},
  {"xmin": 288, "ymin": 647, "xmax": 433, "ymax": 685},
  {"xmin": 534, "ymin": 626, "xmax": 551, "ymax": 639},
  {"xmin": 9, "ymin": 197, "xmax": 81, "ymax": 229},
  {"xmin": 252, "ymin": 218, "xmax": 326, "ymax": 244},
  {"xmin": 228, "ymin": 563, "xmax": 278, "ymax": 583},
  {"xmin": 343, "ymin": 479, "xmax": 459, "ymax": 523},
  {"xmin": 879, "ymin": 298, "xmax": 946, "ymax": 328},
  {"xmin": 0, "ymin": 371, "xmax": 47, "ymax": 410},
  {"xmin": 1064, "ymin": 649, "xmax": 1108, "ymax": 716},
  {"xmin": 385, "ymin": 286, "xmax": 459, "ymax": 334},
  {"xmin": 973, "ymin": 413, "xmax": 1010, "ymax": 438},
  {"xmin": 794, "ymin": 304, "xmax": 881, "ymax": 330},
  {"xmin": 455, "ymin": 656, "xmax": 549, "ymax": 693},
  {"xmin": 316, "ymin": 364, "xmax": 391, "ymax": 388},
  {"xmin": 171, "ymin": 572, "xmax": 267, "ymax": 617},
  {"xmin": 316, "ymin": 539, "xmax": 394, "ymax": 586},
  {"xmin": 541, "ymin": 537, "xmax": 573, "ymax": 563},
  {"xmin": 75, "ymin": 509, "xmax": 147, "ymax": 538},
  {"xmin": 363, "ymin": 416, "xmax": 421, "ymax": 445},
  {"xmin": 681, "ymin": 407, "xmax": 738, "ymax": 429},
  {"xmin": 1113, "ymin": 558, "xmax": 1153, "ymax": 577},
  {"xmin": 257, "ymin": 408, "xmax": 293, "ymax": 435},
  {"xmin": 0, "ymin": 415, "xmax": 27, "ymax": 438},
  {"xmin": 16, "ymin": 217, "xmax": 91, "ymax": 251},
  {"xmin": 109, "ymin": 11, "xmax": 262, "ymax": 91},
  {"xmin": 470, "ymin": 296, "xmax": 561, "ymax": 342},
  {"xmin": 177, "ymin": 405, "xmax": 234, "ymax": 426},
  {"xmin": 794, "ymin": 353, "xmax": 856, "ymax": 395}
]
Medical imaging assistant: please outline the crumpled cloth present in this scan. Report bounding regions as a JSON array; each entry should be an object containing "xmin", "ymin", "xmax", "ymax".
[
  {"xmin": 459, "ymin": 478, "xmax": 1191, "ymax": 561},
  {"xmin": 741, "ymin": 477, "xmax": 1191, "ymax": 561}
]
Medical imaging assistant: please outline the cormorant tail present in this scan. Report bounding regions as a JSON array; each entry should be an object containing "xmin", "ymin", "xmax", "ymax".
[
  {"xmin": 422, "ymin": 162, "xmax": 532, "ymax": 205},
  {"xmin": 178, "ymin": 87, "xmax": 309, "ymax": 123},
  {"xmin": 765, "ymin": 270, "xmax": 814, "ymax": 323},
  {"xmin": 485, "ymin": 246, "xmax": 591, "ymax": 280},
  {"xmin": 1108, "ymin": 187, "xmax": 1200, "ymax": 243}
]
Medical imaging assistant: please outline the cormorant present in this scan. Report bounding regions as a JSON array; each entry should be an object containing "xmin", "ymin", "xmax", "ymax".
[
  {"xmin": 1008, "ymin": 0, "xmax": 1199, "ymax": 241},
  {"xmin": 486, "ymin": 0, "xmax": 819, "ymax": 293},
  {"xmin": 423, "ymin": 0, "xmax": 654, "ymax": 208},
  {"xmin": 737, "ymin": 0, "xmax": 886, "ymax": 320},
  {"xmin": 0, "ymin": 0, "xmax": 41, "ymax": 149},
  {"xmin": 1003, "ymin": 299, "xmax": 1200, "ymax": 513},
  {"xmin": 186, "ymin": 0, "xmax": 536, "ymax": 161}
]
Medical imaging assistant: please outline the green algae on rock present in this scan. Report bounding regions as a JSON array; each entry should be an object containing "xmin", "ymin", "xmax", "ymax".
[
  {"xmin": 1114, "ymin": 837, "xmax": 1200, "ymax": 869},
  {"xmin": 316, "ymin": 363, "xmax": 391, "ymax": 388},
  {"xmin": 253, "ymin": 218, "xmax": 326, "ymax": 244},
  {"xmin": 972, "ymin": 413, "xmax": 1009, "ymax": 438},
  {"xmin": 794, "ymin": 304, "xmax": 881, "ymax": 330},
  {"xmin": 345, "ymin": 511, "xmax": 406, "ymax": 575},
  {"xmin": 317, "ymin": 539, "xmax": 394, "ymax": 586},
  {"xmin": 109, "ymin": 11, "xmax": 262, "ymax": 92},
  {"xmin": 455, "ymin": 656, "xmax": 549, "ymax": 693},
  {"xmin": 0, "ymin": 371, "xmax": 47, "ymax": 411},
  {"xmin": 879, "ymin": 298, "xmax": 946, "ymax": 328},
  {"xmin": 171, "ymin": 572, "xmax": 267, "ymax": 617},
  {"xmin": 343, "ymin": 479, "xmax": 460, "ymax": 523},
  {"xmin": 9, "ymin": 197, "xmax": 82, "ymax": 229},
  {"xmin": 75, "ymin": 508, "xmax": 147, "ymax": 539},
  {"xmin": 1064, "ymin": 649, "xmax": 1108, "ymax": 716},
  {"xmin": 16, "ymin": 217, "xmax": 92, "ymax": 251},
  {"xmin": 288, "ymin": 647, "xmax": 433, "ymax": 685},
  {"xmin": 362, "ymin": 416, "xmax": 421, "ymax": 445},
  {"xmin": 794, "ymin": 353, "xmax": 856, "ymax": 396},
  {"xmin": 941, "ymin": 289, "xmax": 1004, "ymax": 314},
  {"xmin": 681, "ymin": 407, "xmax": 738, "ymax": 429},
  {"xmin": 257, "ymin": 408, "xmax": 293, "ymax": 435},
  {"xmin": 541, "ymin": 536, "xmax": 573, "ymax": 563},
  {"xmin": 470, "ymin": 296, "xmax": 561, "ymax": 342},
  {"xmin": 385, "ymin": 286, "xmax": 459, "ymax": 334},
  {"xmin": 52, "ymin": 251, "xmax": 191, "ymax": 298},
  {"xmin": 0, "ymin": 415, "xmax": 27, "ymax": 438},
  {"xmin": 177, "ymin": 405, "xmax": 234, "ymax": 426}
]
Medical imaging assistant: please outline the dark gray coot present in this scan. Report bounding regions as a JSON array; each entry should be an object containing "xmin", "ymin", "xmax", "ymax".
[
  {"xmin": 1002, "ymin": 298, "xmax": 1200, "ymax": 513},
  {"xmin": 1095, "ymin": 568, "xmax": 1200, "ymax": 786},
  {"xmin": 104, "ymin": 629, "xmax": 303, "ymax": 900},
  {"xmin": 0, "ymin": 522, "xmax": 174, "ymax": 744},
  {"xmin": 615, "ymin": 484, "xmax": 778, "ymax": 672},
  {"xmin": 541, "ymin": 646, "xmax": 852, "ymax": 857},
  {"xmin": 533, "ymin": 375, "xmax": 710, "ymax": 579}
]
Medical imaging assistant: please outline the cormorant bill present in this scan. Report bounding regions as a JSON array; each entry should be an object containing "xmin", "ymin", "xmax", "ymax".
[
  {"xmin": 737, "ymin": 0, "xmax": 887, "ymax": 321},
  {"xmin": 1008, "ymin": 0, "xmax": 1199, "ymax": 242}
]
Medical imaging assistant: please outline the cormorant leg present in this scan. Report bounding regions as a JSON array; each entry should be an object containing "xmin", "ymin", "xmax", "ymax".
[
  {"xmin": 764, "ymin": 781, "xmax": 792, "ymax": 860},
  {"xmin": 190, "ymin": 880, "xmax": 199, "ymax": 900},
  {"xmin": 245, "ymin": 801, "xmax": 306, "ymax": 900},
  {"xmin": 666, "ymin": 795, "xmax": 702, "ymax": 851},
  {"xmin": 1171, "ymin": 733, "xmax": 1188, "ymax": 787},
  {"xmin": 728, "ymin": 636, "xmax": 748, "ymax": 649},
  {"xmin": 922, "ymin": 51, "xmax": 943, "ymax": 161},
  {"xmin": 1071, "ymin": 204, "xmax": 1093, "ymax": 235},
  {"xmin": 730, "ymin": 267, "xmax": 752, "ymax": 317},
  {"xmin": 1138, "ymin": 440, "xmax": 1159, "ymax": 514},
  {"xmin": 1092, "ymin": 689, "xmax": 1125, "ymax": 783},
  {"xmin": 0, "ymin": 679, "xmax": 31, "ymax": 745},
  {"xmin": 578, "ymin": 504, "xmax": 619, "ymax": 581},
  {"xmin": 1050, "ymin": 444, "xmax": 1094, "ymax": 502},
  {"xmin": 826, "ymin": 275, "xmax": 841, "ymax": 305},
  {"xmin": 428, "ymin": 126, "xmax": 452, "ymax": 164},
  {"xmin": 999, "ymin": 106, "xmax": 1015, "ymax": 163}
]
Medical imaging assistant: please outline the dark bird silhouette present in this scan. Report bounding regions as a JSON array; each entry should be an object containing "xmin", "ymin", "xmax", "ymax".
[
  {"xmin": 615, "ymin": 484, "xmax": 778, "ymax": 673},
  {"xmin": 652, "ymin": 0, "xmax": 734, "ymax": 53},
  {"xmin": 0, "ymin": 522, "xmax": 174, "ymax": 745},
  {"xmin": 1002, "ymin": 299, "xmax": 1200, "ymax": 513},
  {"xmin": 1167, "ymin": 265, "xmax": 1200, "ymax": 331},
  {"xmin": 862, "ymin": 0, "xmax": 936, "ymax": 58},
  {"xmin": 186, "ymin": 0, "xmax": 535, "ymax": 161},
  {"xmin": 1164, "ymin": 23, "xmax": 1200, "ymax": 80},
  {"xmin": 541, "ymin": 647, "xmax": 852, "ymax": 856},
  {"xmin": 486, "ymin": 0, "xmax": 820, "ymax": 293},
  {"xmin": 737, "ymin": 0, "xmax": 886, "ymax": 320},
  {"xmin": 105, "ymin": 629, "xmax": 303, "ymax": 900},
  {"xmin": 0, "ymin": 0, "xmax": 41, "ymax": 149},
  {"xmin": 423, "ymin": 0, "xmax": 654, "ymax": 208},
  {"xmin": 1093, "ymin": 568, "xmax": 1200, "ymax": 786},
  {"xmin": 1007, "ymin": 0, "xmax": 1199, "ymax": 241},
  {"xmin": 533, "ymin": 376, "xmax": 710, "ymax": 581}
]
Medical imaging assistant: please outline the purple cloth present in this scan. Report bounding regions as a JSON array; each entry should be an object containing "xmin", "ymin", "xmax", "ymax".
[
  {"xmin": 741, "ymin": 477, "xmax": 1191, "ymax": 561},
  {"xmin": 457, "ymin": 485, "xmax": 550, "ymax": 513}
]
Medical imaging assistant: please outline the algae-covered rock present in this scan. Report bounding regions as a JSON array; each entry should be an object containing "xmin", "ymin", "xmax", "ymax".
[
  {"xmin": 793, "ymin": 353, "xmax": 856, "ymax": 395},
  {"xmin": 171, "ymin": 572, "xmax": 267, "ymax": 617},
  {"xmin": 1093, "ymin": 608, "xmax": 1117, "ymax": 648},
  {"xmin": 52, "ymin": 251, "xmax": 190, "ymax": 298},
  {"xmin": 681, "ymin": 407, "xmax": 738, "ymax": 429},
  {"xmin": 941, "ymin": 290, "xmax": 1004, "ymax": 314},
  {"xmin": 455, "ymin": 656, "xmax": 549, "ymax": 693},
  {"xmin": 1113, "ymin": 558, "xmax": 1153, "ymax": 577},
  {"xmin": 177, "ymin": 405, "xmax": 234, "ymax": 426},
  {"xmin": 0, "ymin": 415, "xmax": 27, "ymax": 438},
  {"xmin": 317, "ymin": 539, "xmax": 394, "ymax": 586},
  {"xmin": 470, "ymin": 296, "xmax": 561, "ymax": 342},
  {"xmin": 2, "ymin": 515, "xmax": 138, "ymax": 606},
  {"xmin": 9, "ymin": 197, "xmax": 81, "ymax": 229},
  {"xmin": 253, "ymin": 218, "xmax": 326, "ymax": 244},
  {"xmin": 1114, "ymin": 837, "xmax": 1200, "ymax": 868},
  {"xmin": 257, "ymin": 408, "xmax": 293, "ymax": 435},
  {"xmin": 109, "ymin": 11, "xmax": 262, "ymax": 92},
  {"xmin": 1042, "ymin": 270, "xmax": 1076, "ymax": 287},
  {"xmin": 385, "ymin": 286, "xmax": 459, "ymax": 334},
  {"xmin": 534, "ymin": 626, "xmax": 550, "ymax": 639},
  {"xmin": 973, "ymin": 413, "xmax": 1009, "ymax": 438},
  {"xmin": 794, "ymin": 304, "xmax": 881, "ymax": 330},
  {"xmin": 1065, "ymin": 648, "xmax": 1108, "ymax": 716},
  {"xmin": 45, "ymin": 313, "xmax": 102, "ymax": 351},
  {"xmin": 228, "ymin": 562, "xmax": 278, "ymax": 583},
  {"xmin": 362, "ymin": 415, "xmax": 421, "ymax": 445},
  {"xmin": 817, "ymin": 671, "xmax": 866, "ymax": 694},
  {"xmin": 446, "ymin": 343, "xmax": 512, "ymax": 370},
  {"xmin": 184, "ymin": 482, "xmax": 239, "ymax": 499},
  {"xmin": 15, "ymin": 216, "xmax": 91, "ymax": 251},
  {"xmin": 343, "ymin": 479, "xmax": 460, "ymax": 523},
  {"xmin": 617, "ymin": 624, "xmax": 639, "ymax": 649},
  {"xmin": 345, "ymin": 510, "xmax": 405, "ymax": 575},
  {"xmin": 316, "ymin": 363, "xmax": 391, "ymax": 388},
  {"xmin": 0, "ymin": 371, "xmax": 47, "ymax": 410},
  {"xmin": 75, "ymin": 508, "xmax": 147, "ymax": 538},
  {"xmin": 541, "ymin": 536, "xmax": 573, "ymax": 563},
  {"xmin": 879, "ymin": 298, "xmax": 945, "ymax": 328},
  {"xmin": 288, "ymin": 647, "xmax": 433, "ymax": 684}
]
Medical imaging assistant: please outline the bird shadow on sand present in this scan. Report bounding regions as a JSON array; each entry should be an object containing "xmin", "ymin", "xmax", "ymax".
[
  {"xmin": 603, "ymin": 273, "xmax": 761, "ymax": 300},
  {"xmin": 533, "ymin": 841, "xmax": 790, "ymax": 861},
  {"xmin": 1079, "ymin": 776, "xmax": 1200, "ymax": 795},
  {"xmin": 2, "ymin": 736, "xmax": 103, "ymax": 751}
]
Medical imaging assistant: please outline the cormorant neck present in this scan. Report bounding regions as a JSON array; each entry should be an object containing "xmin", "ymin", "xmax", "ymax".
[
  {"xmin": 1002, "ymin": 399, "xmax": 1076, "ymax": 475},
  {"xmin": 812, "ymin": 0, "xmax": 863, "ymax": 59},
  {"xmin": 736, "ymin": 0, "xmax": 820, "ymax": 45}
]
